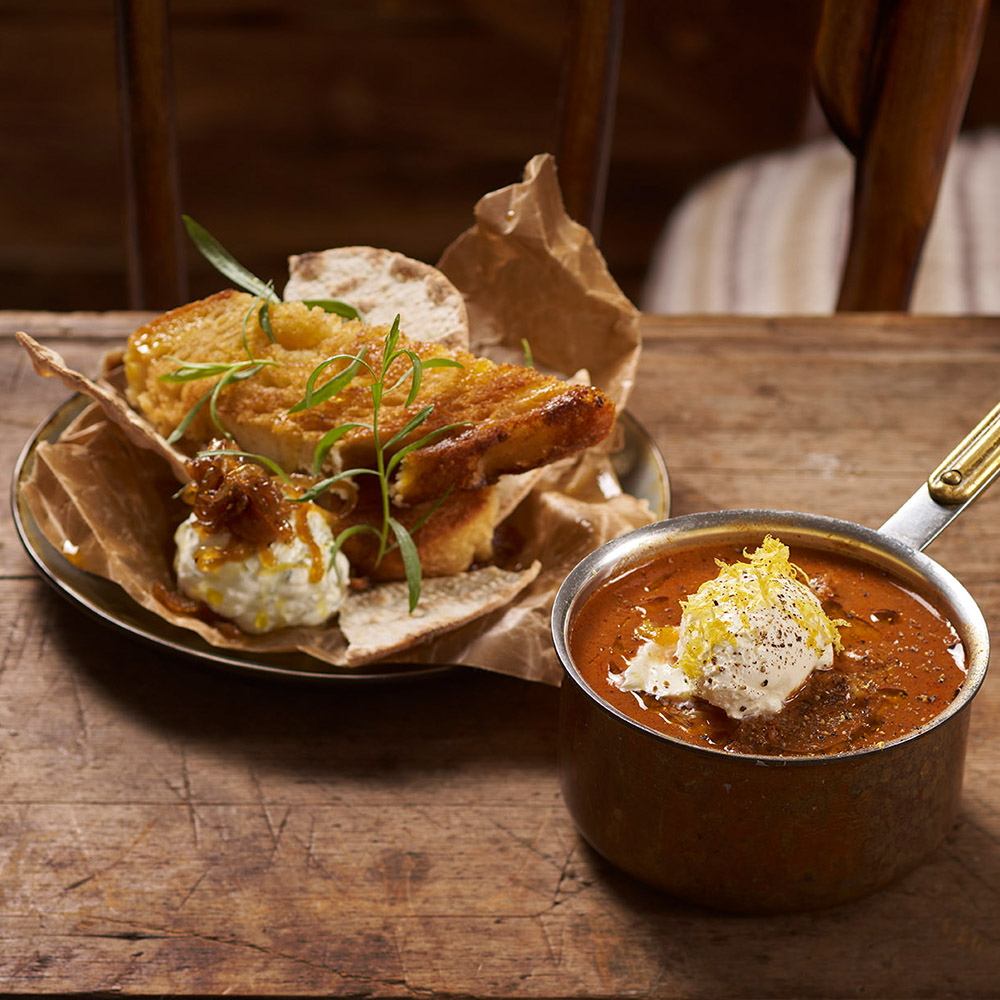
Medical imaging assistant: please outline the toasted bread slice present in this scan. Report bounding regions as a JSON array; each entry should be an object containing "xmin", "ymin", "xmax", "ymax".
[
  {"xmin": 331, "ymin": 483, "xmax": 498, "ymax": 582},
  {"xmin": 124, "ymin": 290, "xmax": 615, "ymax": 505}
]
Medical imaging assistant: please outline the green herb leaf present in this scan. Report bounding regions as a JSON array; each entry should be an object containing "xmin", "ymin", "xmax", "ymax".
[
  {"xmin": 240, "ymin": 300, "xmax": 256, "ymax": 358},
  {"xmin": 257, "ymin": 295, "xmax": 276, "ymax": 343},
  {"xmin": 382, "ymin": 355, "xmax": 413, "ymax": 397},
  {"xmin": 312, "ymin": 421, "xmax": 371, "ymax": 475},
  {"xmin": 381, "ymin": 315, "xmax": 402, "ymax": 375},
  {"xmin": 292, "ymin": 467, "xmax": 380, "ymax": 504},
  {"xmin": 160, "ymin": 358, "xmax": 276, "ymax": 443},
  {"xmin": 166, "ymin": 384, "xmax": 213, "ymax": 443},
  {"xmin": 329, "ymin": 523, "xmax": 380, "ymax": 580},
  {"xmin": 402, "ymin": 485, "xmax": 454, "ymax": 537},
  {"xmin": 388, "ymin": 516, "xmax": 422, "ymax": 612},
  {"xmin": 158, "ymin": 357, "xmax": 277, "ymax": 383},
  {"xmin": 206, "ymin": 362, "xmax": 265, "ymax": 437},
  {"xmin": 207, "ymin": 377, "xmax": 233, "ymax": 437},
  {"xmin": 381, "ymin": 486, "xmax": 455, "ymax": 559},
  {"xmin": 158, "ymin": 360, "xmax": 239, "ymax": 383},
  {"xmin": 302, "ymin": 299, "xmax": 366, "ymax": 323},
  {"xmin": 397, "ymin": 350, "xmax": 425, "ymax": 406},
  {"xmin": 421, "ymin": 357, "xmax": 465, "ymax": 370},
  {"xmin": 182, "ymin": 215, "xmax": 277, "ymax": 301},
  {"xmin": 288, "ymin": 350, "xmax": 370, "ymax": 414},
  {"xmin": 521, "ymin": 338, "xmax": 533, "ymax": 367},
  {"xmin": 383, "ymin": 404, "xmax": 434, "ymax": 451},
  {"xmin": 386, "ymin": 421, "xmax": 471, "ymax": 476}
]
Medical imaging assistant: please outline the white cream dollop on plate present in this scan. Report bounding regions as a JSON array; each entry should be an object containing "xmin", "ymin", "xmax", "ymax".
[{"xmin": 174, "ymin": 507, "xmax": 350, "ymax": 634}]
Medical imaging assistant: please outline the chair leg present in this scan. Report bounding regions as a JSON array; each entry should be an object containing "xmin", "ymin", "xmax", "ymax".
[
  {"xmin": 115, "ymin": 0, "xmax": 187, "ymax": 310},
  {"xmin": 836, "ymin": 0, "xmax": 989, "ymax": 311},
  {"xmin": 555, "ymin": 0, "xmax": 624, "ymax": 245}
]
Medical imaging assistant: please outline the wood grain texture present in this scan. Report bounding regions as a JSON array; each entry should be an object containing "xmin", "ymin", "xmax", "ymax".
[{"xmin": 2, "ymin": 312, "xmax": 999, "ymax": 997}]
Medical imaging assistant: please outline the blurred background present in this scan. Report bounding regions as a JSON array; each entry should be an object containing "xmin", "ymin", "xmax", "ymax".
[{"xmin": 4, "ymin": 0, "xmax": 1000, "ymax": 312}]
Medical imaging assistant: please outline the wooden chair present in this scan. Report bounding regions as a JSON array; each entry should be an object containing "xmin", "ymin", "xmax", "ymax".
[
  {"xmin": 556, "ymin": 0, "xmax": 991, "ymax": 312},
  {"xmin": 116, "ymin": 0, "xmax": 991, "ymax": 313}
]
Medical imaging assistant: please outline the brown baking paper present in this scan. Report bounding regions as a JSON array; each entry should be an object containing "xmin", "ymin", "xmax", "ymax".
[{"xmin": 18, "ymin": 153, "xmax": 653, "ymax": 685}]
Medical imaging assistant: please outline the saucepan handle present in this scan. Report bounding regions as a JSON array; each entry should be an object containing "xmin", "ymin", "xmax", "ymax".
[{"xmin": 879, "ymin": 399, "xmax": 1000, "ymax": 551}]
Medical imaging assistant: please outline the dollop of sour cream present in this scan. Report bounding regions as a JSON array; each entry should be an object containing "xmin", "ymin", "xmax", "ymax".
[
  {"xmin": 174, "ymin": 507, "xmax": 350, "ymax": 634},
  {"xmin": 612, "ymin": 536, "xmax": 844, "ymax": 719}
]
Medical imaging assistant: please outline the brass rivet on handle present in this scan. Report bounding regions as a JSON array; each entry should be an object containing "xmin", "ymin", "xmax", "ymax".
[{"xmin": 927, "ymin": 398, "xmax": 1000, "ymax": 505}]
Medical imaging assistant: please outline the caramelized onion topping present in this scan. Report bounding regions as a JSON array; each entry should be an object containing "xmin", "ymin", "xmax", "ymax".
[{"xmin": 182, "ymin": 443, "xmax": 294, "ymax": 547}]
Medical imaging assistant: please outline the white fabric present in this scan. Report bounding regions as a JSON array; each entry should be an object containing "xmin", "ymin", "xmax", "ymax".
[{"xmin": 642, "ymin": 130, "xmax": 1000, "ymax": 314}]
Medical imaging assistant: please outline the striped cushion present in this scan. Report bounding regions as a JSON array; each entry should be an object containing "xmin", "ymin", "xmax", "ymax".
[{"xmin": 641, "ymin": 130, "xmax": 1000, "ymax": 314}]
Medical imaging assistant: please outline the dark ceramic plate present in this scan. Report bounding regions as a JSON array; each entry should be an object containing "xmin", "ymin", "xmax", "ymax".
[{"xmin": 12, "ymin": 394, "xmax": 669, "ymax": 682}]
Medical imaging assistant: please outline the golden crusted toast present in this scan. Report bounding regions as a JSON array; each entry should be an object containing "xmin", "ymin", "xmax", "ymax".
[
  {"xmin": 124, "ymin": 290, "xmax": 615, "ymax": 505},
  {"xmin": 331, "ymin": 483, "xmax": 499, "ymax": 581}
]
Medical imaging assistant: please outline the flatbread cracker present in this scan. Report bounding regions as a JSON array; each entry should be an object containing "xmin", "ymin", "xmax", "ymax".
[
  {"xmin": 337, "ymin": 562, "xmax": 542, "ymax": 666},
  {"xmin": 285, "ymin": 246, "xmax": 470, "ymax": 350}
]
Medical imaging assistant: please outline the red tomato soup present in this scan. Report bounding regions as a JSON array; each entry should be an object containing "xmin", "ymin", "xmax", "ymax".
[{"xmin": 569, "ymin": 540, "xmax": 967, "ymax": 756}]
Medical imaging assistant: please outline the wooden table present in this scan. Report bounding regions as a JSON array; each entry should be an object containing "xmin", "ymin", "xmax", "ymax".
[{"xmin": 3, "ymin": 312, "xmax": 999, "ymax": 998}]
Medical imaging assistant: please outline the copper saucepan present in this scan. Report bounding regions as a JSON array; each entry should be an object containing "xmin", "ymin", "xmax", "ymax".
[{"xmin": 551, "ymin": 400, "xmax": 1000, "ymax": 912}]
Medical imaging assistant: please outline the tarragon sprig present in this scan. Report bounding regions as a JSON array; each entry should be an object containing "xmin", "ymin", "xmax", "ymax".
[
  {"xmin": 183, "ymin": 216, "xmax": 368, "ymax": 332},
  {"xmin": 182, "ymin": 215, "xmax": 283, "ymax": 342},
  {"xmin": 291, "ymin": 315, "xmax": 468, "ymax": 611},
  {"xmin": 184, "ymin": 213, "xmax": 366, "ymax": 340},
  {"xmin": 159, "ymin": 357, "xmax": 278, "ymax": 444},
  {"xmin": 161, "ymin": 218, "xmax": 367, "ymax": 443},
  {"xmin": 168, "ymin": 218, "xmax": 464, "ymax": 611}
]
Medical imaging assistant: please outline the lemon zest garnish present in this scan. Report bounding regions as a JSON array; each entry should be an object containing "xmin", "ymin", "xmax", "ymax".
[{"xmin": 672, "ymin": 535, "xmax": 844, "ymax": 680}]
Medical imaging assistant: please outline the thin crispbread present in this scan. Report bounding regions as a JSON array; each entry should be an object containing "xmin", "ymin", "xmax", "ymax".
[
  {"xmin": 285, "ymin": 246, "xmax": 470, "ymax": 350},
  {"xmin": 335, "ymin": 561, "xmax": 542, "ymax": 665}
]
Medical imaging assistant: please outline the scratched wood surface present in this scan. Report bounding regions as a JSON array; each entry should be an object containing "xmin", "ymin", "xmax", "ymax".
[{"xmin": 2, "ymin": 312, "xmax": 999, "ymax": 998}]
